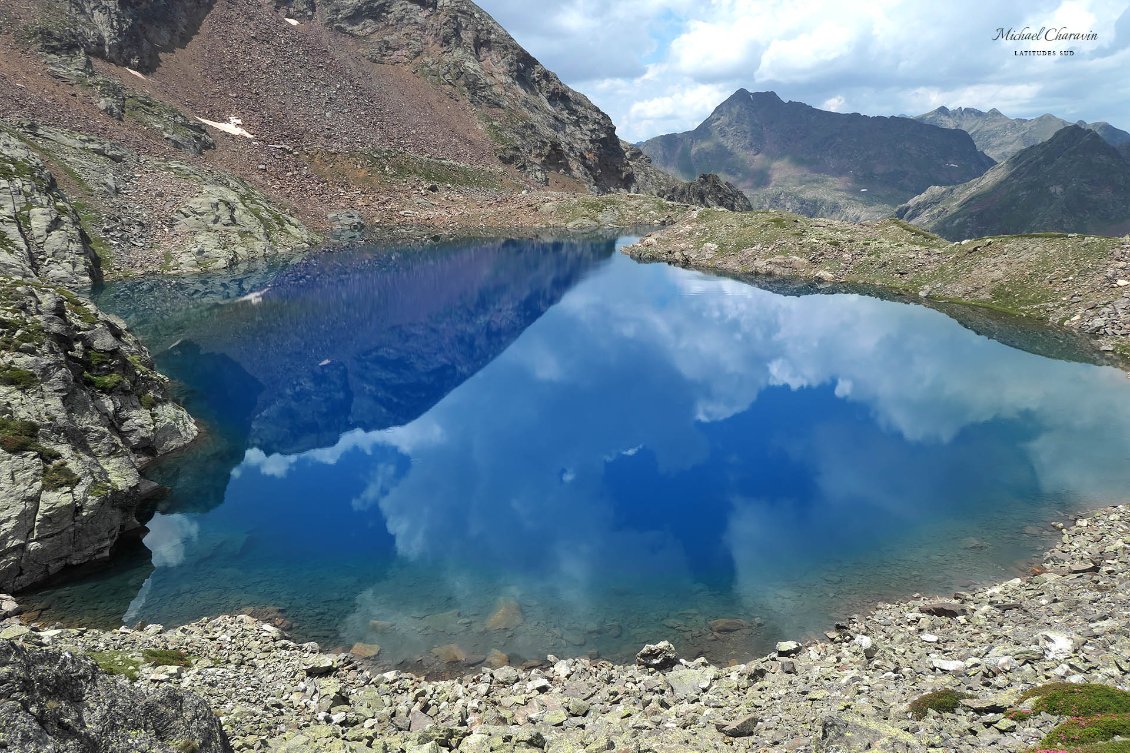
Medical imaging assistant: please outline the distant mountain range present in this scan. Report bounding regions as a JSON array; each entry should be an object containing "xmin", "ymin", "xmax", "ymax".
[
  {"xmin": 638, "ymin": 90, "xmax": 995, "ymax": 221},
  {"xmin": 897, "ymin": 125, "xmax": 1130, "ymax": 240},
  {"xmin": 914, "ymin": 106, "xmax": 1130, "ymax": 162}
]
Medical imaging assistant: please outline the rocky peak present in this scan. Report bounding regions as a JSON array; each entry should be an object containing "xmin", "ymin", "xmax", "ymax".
[{"xmin": 897, "ymin": 124, "xmax": 1130, "ymax": 239}]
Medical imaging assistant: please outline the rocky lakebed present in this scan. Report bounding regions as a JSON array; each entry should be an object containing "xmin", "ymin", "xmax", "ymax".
[{"xmin": 3, "ymin": 504, "xmax": 1130, "ymax": 753}]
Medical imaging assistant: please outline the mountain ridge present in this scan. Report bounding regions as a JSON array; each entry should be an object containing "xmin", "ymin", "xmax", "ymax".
[
  {"xmin": 915, "ymin": 105, "xmax": 1130, "ymax": 161},
  {"xmin": 639, "ymin": 89, "xmax": 995, "ymax": 221},
  {"xmin": 897, "ymin": 125, "xmax": 1130, "ymax": 240}
]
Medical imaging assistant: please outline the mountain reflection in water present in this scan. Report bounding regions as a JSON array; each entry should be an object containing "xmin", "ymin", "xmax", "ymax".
[{"xmin": 28, "ymin": 236, "xmax": 1130, "ymax": 671}]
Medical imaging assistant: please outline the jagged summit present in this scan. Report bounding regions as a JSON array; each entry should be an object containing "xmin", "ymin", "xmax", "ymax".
[{"xmin": 915, "ymin": 105, "xmax": 1130, "ymax": 161}]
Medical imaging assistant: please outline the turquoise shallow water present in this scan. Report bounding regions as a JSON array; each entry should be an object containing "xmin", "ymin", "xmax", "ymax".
[{"xmin": 27, "ymin": 236, "xmax": 1130, "ymax": 672}]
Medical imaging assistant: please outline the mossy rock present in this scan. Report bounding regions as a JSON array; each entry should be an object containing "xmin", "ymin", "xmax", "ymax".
[
  {"xmin": 908, "ymin": 688, "xmax": 972, "ymax": 719},
  {"xmin": 0, "ymin": 366, "xmax": 38, "ymax": 389}
]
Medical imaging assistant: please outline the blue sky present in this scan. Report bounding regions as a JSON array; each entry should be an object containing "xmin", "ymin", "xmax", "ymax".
[{"xmin": 475, "ymin": 0, "xmax": 1130, "ymax": 142}]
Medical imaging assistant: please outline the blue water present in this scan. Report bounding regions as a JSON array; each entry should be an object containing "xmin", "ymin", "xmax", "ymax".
[{"xmin": 29, "ymin": 236, "xmax": 1130, "ymax": 671}]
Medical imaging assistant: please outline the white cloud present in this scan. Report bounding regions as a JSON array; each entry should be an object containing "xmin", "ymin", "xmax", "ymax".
[{"xmin": 476, "ymin": 0, "xmax": 1130, "ymax": 142}]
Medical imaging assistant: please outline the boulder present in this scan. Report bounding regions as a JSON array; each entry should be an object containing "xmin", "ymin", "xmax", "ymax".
[
  {"xmin": 0, "ymin": 638, "xmax": 231, "ymax": 753},
  {"xmin": 635, "ymin": 640, "xmax": 679, "ymax": 671}
]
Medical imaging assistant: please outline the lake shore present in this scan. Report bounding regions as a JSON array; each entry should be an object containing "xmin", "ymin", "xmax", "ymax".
[
  {"xmin": 625, "ymin": 208, "xmax": 1130, "ymax": 371},
  {"xmin": 3, "ymin": 502, "xmax": 1129, "ymax": 752}
]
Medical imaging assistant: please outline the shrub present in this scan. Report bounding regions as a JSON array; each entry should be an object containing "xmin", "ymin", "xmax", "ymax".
[
  {"xmin": 909, "ymin": 689, "xmax": 972, "ymax": 719},
  {"xmin": 1041, "ymin": 713, "xmax": 1130, "ymax": 748},
  {"xmin": 1022, "ymin": 683, "xmax": 1130, "ymax": 717}
]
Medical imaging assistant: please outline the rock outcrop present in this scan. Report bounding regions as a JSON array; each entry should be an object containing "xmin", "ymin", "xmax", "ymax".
[
  {"xmin": 34, "ymin": 0, "xmax": 216, "ymax": 74},
  {"xmin": 0, "ymin": 130, "xmax": 100, "ymax": 289},
  {"xmin": 0, "ymin": 129, "xmax": 197, "ymax": 592},
  {"xmin": 0, "ymin": 637, "xmax": 231, "ymax": 753},
  {"xmin": 897, "ymin": 125, "xmax": 1130, "ymax": 240},
  {"xmin": 639, "ymin": 89, "xmax": 995, "ymax": 221},
  {"xmin": 657, "ymin": 173, "xmax": 753, "ymax": 212}
]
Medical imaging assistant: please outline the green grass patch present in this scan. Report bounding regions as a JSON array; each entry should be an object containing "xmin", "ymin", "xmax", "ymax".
[
  {"xmin": 0, "ymin": 366, "xmax": 37, "ymax": 389},
  {"xmin": 83, "ymin": 372, "xmax": 127, "ymax": 393},
  {"xmin": 42, "ymin": 461, "xmax": 79, "ymax": 490},
  {"xmin": 140, "ymin": 393, "xmax": 157, "ymax": 409},
  {"xmin": 89, "ymin": 650, "xmax": 140, "ymax": 681},
  {"xmin": 1022, "ymin": 683, "xmax": 1130, "ymax": 717},
  {"xmin": 908, "ymin": 689, "xmax": 972, "ymax": 720},
  {"xmin": 143, "ymin": 648, "xmax": 193, "ymax": 667},
  {"xmin": 1040, "ymin": 713, "xmax": 1130, "ymax": 748},
  {"xmin": 0, "ymin": 417, "xmax": 58, "ymax": 461}
]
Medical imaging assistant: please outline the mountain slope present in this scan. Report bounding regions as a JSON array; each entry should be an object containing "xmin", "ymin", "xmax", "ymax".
[
  {"xmin": 0, "ymin": 0, "xmax": 741, "ymax": 278},
  {"xmin": 897, "ymin": 125, "xmax": 1130, "ymax": 240},
  {"xmin": 639, "ymin": 90, "xmax": 995, "ymax": 221},
  {"xmin": 915, "ymin": 106, "xmax": 1130, "ymax": 161}
]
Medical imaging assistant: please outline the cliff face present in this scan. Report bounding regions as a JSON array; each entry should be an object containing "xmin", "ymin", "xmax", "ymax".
[
  {"xmin": 0, "ymin": 130, "xmax": 196, "ymax": 593},
  {"xmin": 640, "ymin": 90, "xmax": 995, "ymax": 221},
  {"xmin": 897, "ymin": 125, "xmax": 1130, "ymax": 240}
]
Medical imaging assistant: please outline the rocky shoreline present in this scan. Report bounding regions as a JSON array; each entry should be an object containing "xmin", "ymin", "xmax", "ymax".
[{"xmin": 3, "ymin": 504, "xmax": 1129, "ymax": 752}]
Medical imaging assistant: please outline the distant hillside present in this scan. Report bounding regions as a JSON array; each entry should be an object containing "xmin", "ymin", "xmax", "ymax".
[
  {"xmin": 915, "ymin": 106, "xmax": 1130, "ymax": 161},
  {"xmin": 897, "ymin": 125, "xmax": 1130, "ymax": 240},
  {"xmin": 639, "ymin": 90, "xmax": 994, "ymax": 221}
]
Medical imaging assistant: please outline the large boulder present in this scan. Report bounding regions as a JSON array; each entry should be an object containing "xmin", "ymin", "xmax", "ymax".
[{"xmin": 0, "ymin": 638, "xmax": 232, "ymax": 753}]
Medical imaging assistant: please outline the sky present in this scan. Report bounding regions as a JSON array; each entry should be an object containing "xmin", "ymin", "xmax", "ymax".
[{"xmin": 474, "ymin": 0, "xmax": 1130, "ymax": 143}]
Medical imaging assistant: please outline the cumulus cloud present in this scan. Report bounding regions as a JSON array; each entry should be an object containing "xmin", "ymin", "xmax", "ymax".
[{"xmin": 477, "ymin": 0, "xmax": 1130, "ymax": 141}]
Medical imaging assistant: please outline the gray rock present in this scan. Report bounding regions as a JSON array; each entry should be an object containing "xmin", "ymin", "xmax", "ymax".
[
  {"xmin": 657, "ymin": 174, "xmax": 753, "ymax": 212},
  {"xmin": 918, "ymin": 601, "xmax": 968, "ymax": 618},
  {"xmin": 0, "ymin": 282, "xmax": 196, "ymax": 592},
  {"xmin": 0, "ymin": 638, "xmax": 232, "ymax": 753},
  {"xmin": 775, "ymin": 640, "xmax": 803, "ymax": 657},
  {"xmin": 0, "ymin": 131, "xmax": 100, "ymax": 289},
  {"xmin": 303, "ymin": 655, "xmax": 337, "ymax": 676},
  {"xmin": 635, "ymin": 641, "xmax": 679, "ymax": 671},
  {"xmin": 666, "ymin": 667, "xmax": 712, "ymax": 700},
  {"xmin": 717, "ymin": 712, "xmax": 758, "ymax": 737},
  {"xmin": 815, "ymin": 715, "xmax": 923, "ymax": 753}
]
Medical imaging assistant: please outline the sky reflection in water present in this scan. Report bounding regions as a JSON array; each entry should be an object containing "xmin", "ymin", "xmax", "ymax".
[{"xmin": 38, "ymin": 237, "xmax": 1130, "ymax": 669}]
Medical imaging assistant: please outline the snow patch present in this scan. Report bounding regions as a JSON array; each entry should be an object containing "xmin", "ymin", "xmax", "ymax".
[
  {"xmin": 126, "ymin": 68, "xmax": 146, "ymax": 80},
  {"xmin": 285, "ymin": 17, "xmax": 300, "ymax": 26},
  {"xmin": 196, "ymin": 115, "xmax": 255, "ymax": 139}
]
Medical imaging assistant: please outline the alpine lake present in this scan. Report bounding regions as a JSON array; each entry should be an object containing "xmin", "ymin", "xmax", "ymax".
[{"xmin": 24, "ymin": 235, "xmax": 1130, "ymax": 675}]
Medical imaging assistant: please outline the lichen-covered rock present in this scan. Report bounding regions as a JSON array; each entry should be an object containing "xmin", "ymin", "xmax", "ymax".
[
  {"xmin": 0, "ymin": 638, "xmax": 232, "ymax": 753},
  {"xmin": 0, "ymin": 280, "xmax": 197, "ymax": 591},
  {"xmin": 0, "ymin": 130, "xmax": 100, "ymax": 289},
  {"xmin": 167, "ymin": 177, "xmax": 319, "ymax": 273}
]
